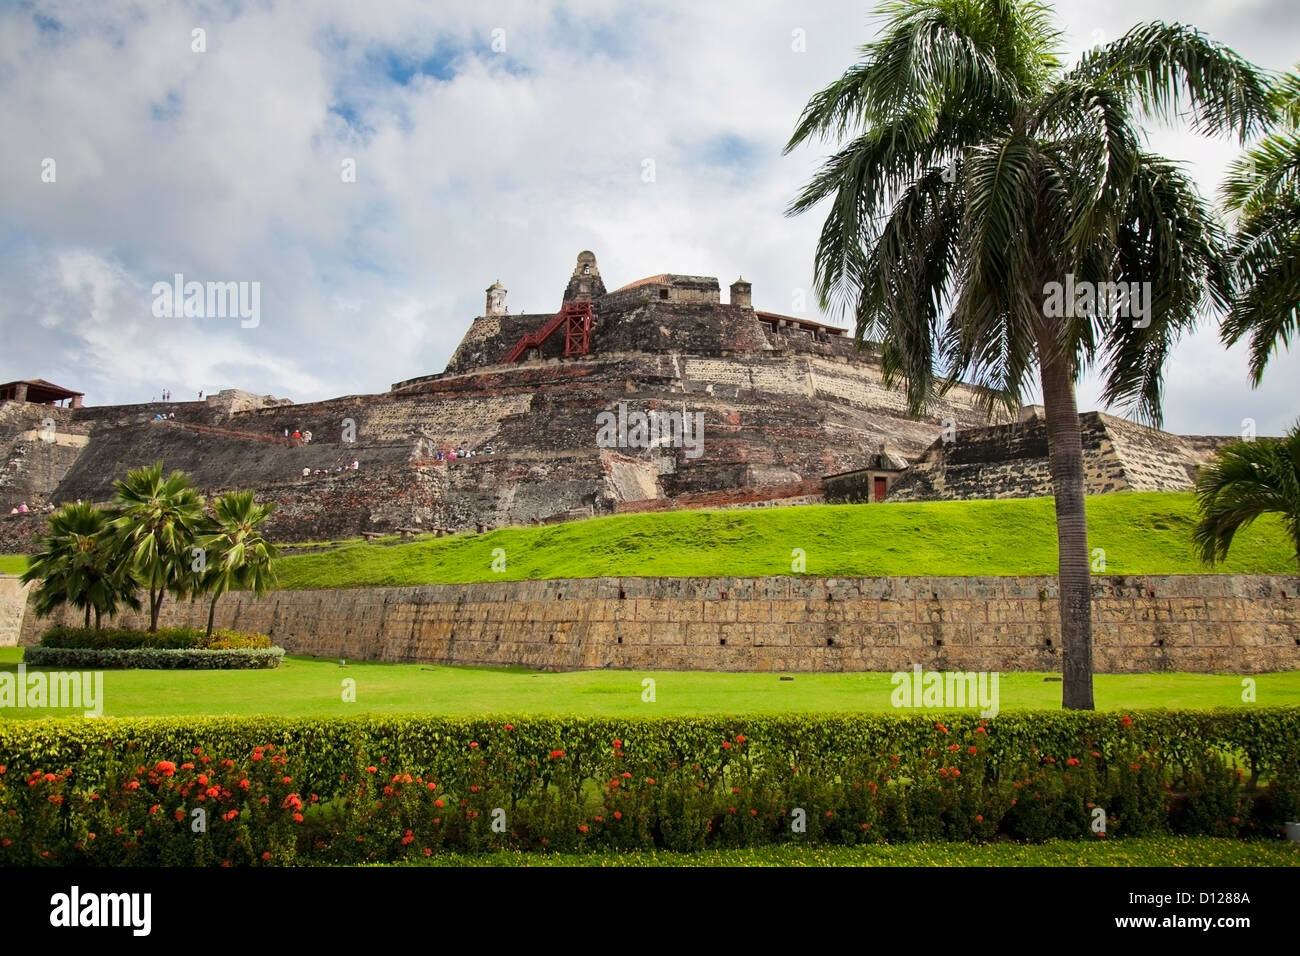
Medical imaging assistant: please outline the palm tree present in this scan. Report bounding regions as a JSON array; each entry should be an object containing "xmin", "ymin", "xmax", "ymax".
[
  {"xmin": 785, "ymin": 0, "xmax": 1273, "ymax": 708},
  {"xmin": 196, "ymin": 491, "xmax": 279, "ymax": 638},
  {"xmin": 1220, "ymin": 67, "xmax": 1300, "ymax": 383},
  {"xmin": 1193, "ymin": 424, "xmax": 1300, "ymax": 567},
  {"xmin": 109, "ymin": 462, "xmax": 206, "ymax": 632},
  {"xmin": 21, "ymin": 502, "xmax": 140, "ymax": 628}
]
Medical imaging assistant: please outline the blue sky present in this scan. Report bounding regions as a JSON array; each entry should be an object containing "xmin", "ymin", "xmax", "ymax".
[{"xmin": 1, "ymin": 0, "xmax": 1296, "ymax": 436}]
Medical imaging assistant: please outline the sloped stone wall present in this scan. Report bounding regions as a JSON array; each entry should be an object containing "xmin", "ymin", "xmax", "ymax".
[{"xmin": 17, "ymin": 574, "xmax": 1299, "ymax": 674}]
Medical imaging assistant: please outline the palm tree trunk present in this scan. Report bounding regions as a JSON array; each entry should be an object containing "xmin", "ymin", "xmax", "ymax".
[
  {"xmin": 150, "ymin": 587, "xmax": 162, "ymax": 632},
  {"xmin": 207, "ymin": 593, "xmax": 218, "ymax": 639},
  {"xmin": 94, "ymin": 607, "xmax": 102, "ymax": 630},
  {"xmin": 83, "ymin": 603, "xmax": 91, "ymax": 629},
  {"xmin": 1036, "ymin": 327, "xmax": 1095, "ymax": 710}
]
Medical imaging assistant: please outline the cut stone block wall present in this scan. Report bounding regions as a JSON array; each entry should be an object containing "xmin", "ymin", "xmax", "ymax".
[{"xmin": 17, "ymin": 574, "xmax": 1299, "ymax": 674}]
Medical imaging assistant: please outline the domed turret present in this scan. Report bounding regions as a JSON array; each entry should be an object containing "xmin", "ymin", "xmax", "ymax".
[
  {"xmin": 485, "ymin": 280, "xmax": 507, "ymax": 316},
  {"xmin": 563, "ymin": 251, "xmax": 606, "ymax": 302}
]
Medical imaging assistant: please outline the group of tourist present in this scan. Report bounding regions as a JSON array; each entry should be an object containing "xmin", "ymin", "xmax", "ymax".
[
  {"xmin": 284, "ymin": 428, "xmax": 312, "ymax": 444},
  {"xmin": 152, "ymin": 412, "xmax": 175, "ymax": 420},
  {"xmin": 437, "ymin": 444, "xmax": 494, "ymax": 461},
  {"xmin": 300, "ymin": 459, "xmax": 359, "ymax": 479},
  {"xmin": 7, "ymin": 502, "xmax": 53, "ymax": 516}
]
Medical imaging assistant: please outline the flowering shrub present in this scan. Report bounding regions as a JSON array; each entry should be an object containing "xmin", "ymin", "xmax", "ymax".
[{"xmin": 0, "ymin": 710, "xmax": 1294, "ymax": 865}]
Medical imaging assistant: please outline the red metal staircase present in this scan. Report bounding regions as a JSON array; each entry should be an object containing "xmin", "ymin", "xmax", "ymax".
[{"xmin": 504, "ymin": 301, "xmax": 593, "ymax": 362}]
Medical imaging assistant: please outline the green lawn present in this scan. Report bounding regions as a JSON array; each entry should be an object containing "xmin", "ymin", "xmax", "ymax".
[
  {"xmin": 3, "ymin": 647, "xmax": 1295, "ymax": 718},
  {"xmin": 0, "ymin": 555, "xmax": 26, "ymax": 575},
  {"xmin": 393, "ymin": 838, "xmax": 1300, "ymax": 867},
  {"xmin": 267, "ymin": 492, "xmax": 1297, "ymax": 589}
]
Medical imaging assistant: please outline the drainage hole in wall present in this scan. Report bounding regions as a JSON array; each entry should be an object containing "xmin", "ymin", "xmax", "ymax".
[{"xmin": 719, "ymin": 638, "xmax": 726, "ymax": 646}]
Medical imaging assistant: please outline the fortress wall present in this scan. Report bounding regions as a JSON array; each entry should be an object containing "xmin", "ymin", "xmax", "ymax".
[
  {"xmin": 16, "ymin": 574, "xmax": 1299, "ymax": 674},
  {"xmin": 0, "ymin": 574, "xmax": 33, "ymax": 647}
]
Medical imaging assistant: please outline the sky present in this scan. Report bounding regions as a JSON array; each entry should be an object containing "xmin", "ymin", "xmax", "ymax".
[{"xmin": 1, "ymin": 0, "xmax": 1296, "ymax": 436}]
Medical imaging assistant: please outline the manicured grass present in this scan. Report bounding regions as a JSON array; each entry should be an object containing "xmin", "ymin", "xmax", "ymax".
[
  {"xmin": 0, "ymin": 555, "xmax": 27, "ymax": 575},
  {"xmin": 268, "ymin": 492, "xmax": 1297, "ymax": 589},
  {"xmin": 3, "ymin": 647, "xmax": 1295, "ymax": 718},
  {"xmin": 393, "ymin": 837, "xmax": 1300, "ymax": 867}
]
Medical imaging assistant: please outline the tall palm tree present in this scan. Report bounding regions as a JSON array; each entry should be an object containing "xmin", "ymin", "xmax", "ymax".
[
  {"xmin": 1220, "ymin": 67, "xmax": 1300, "ymax": 383},
  {"xmin": 1193, "ymin": 424, "xmax": 1300, "ymax": 567},
  {"xmin": 109, "ymin": 462, "xmax": 206, "ymax": 632},
  {"xmin": 21, "ymin": 502, "xmax": 139, "ymax": 629},
  {"xmin": 785, "ymin": 0, "xmax": 1273, "ymax": 708},
  {"xmin": 196, "ymin": 491, "xmax": 279, "ymax": 638}
]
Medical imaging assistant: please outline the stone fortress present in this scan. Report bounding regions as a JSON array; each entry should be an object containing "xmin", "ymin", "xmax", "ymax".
[{"xmin": 0, "ymin": 251, "xmax": 1236, "ymax": 551}]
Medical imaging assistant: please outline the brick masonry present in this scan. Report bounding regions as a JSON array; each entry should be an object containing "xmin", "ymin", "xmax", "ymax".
[{"xmin": 14, "ymin": 574, "xmax": 1299, "ymax": 673}]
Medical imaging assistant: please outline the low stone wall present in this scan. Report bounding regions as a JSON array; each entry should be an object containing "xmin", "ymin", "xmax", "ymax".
[
  {"xmin": 0, "ymin": 574, "xmax": 34, "ymax": 647},
  {"xmin": 15, "ymin": 574, "xmax": 1300, "ymax": 673}
]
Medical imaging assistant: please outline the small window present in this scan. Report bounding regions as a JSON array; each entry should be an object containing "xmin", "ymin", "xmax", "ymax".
[
  {"xmin": 659, "ymin": 289, "xmax": 669, "ymax": 300},
  {"xmin": 582, "ymin": 264, "xmax": 591, "ymax": 275}
]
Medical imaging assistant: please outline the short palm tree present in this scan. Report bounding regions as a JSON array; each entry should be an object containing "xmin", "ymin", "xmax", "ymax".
[
  {"xmin": 196, "ymin": 491, "xmax": 279, "ymax": 638},
  {"xmin": 1193, "ymin": 424, "xmax": 1300, "ymax": 567},
  {"xmin": 785, "ymin": 0, "xmax": 1273, "ymax": 708},
  {"xmin": 21, "ymin": 502, "xmax": 139, "ymax": 628},
  {"xmin": 1220, "ymin": 67, "xmax": 1300, "ymax": 383},
  {"xmin": 109, "ymin": 462, "xmax": 206, "ymax": 632}
]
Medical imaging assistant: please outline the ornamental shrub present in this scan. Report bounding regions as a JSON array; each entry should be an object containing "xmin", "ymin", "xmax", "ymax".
[{"xmin": 0, "ymin": 710, "xmax": 1294, "ymax": 865}]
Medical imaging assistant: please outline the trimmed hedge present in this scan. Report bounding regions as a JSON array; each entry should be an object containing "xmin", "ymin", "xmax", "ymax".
[
  {"xmin": 22, "ymin": 646, "xmax": 284, "ymax": 670},
  {"xmin": 39, "ymin": 626, "xmax": 272, "ymax": 650},
  {"xmin": 0, "ymin": 711, "xmax": 1296, "ymax": 865}
]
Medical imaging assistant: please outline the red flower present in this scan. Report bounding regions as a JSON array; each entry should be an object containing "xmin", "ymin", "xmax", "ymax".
[
  {"xmin": 366, "ymin": 766, "xmax": 377, "ymax": 774},
  {"xmin": 427, "ymin": 782, "xmax": 437, "ymax": 791},
  {"xmin": 646, "ymin": 778, "xmax": 655, "ymax": 785},
  {"xmin": 401, "ymin": 830, "xmax": 415, "ymax": 845},
  {"xmin": 612, "ymin": 739, "xmax": 623, "ymax": 748},
  {"xmin": 180, "ymin": 763, "xmax": 194, "ymax": 771},
  {"xmin": 735, "ymin": 735, "xmax": 746, "ymax": 743},
  {"xmin": 261, "ymin": 851, "xmax": 272, "ymax": 861},
  {"xmin": 721, "ymin": 741, "xmax": 732, "ymax": 750},
  {"xmin": 974, "ymin": 726, "xmax": 986, "ymax": 735},
  {"xmin": 935, "ymin": 723, "xmax": 949, "ymax": 734},
  {"xmin": 221, "ymin": 810, "xmax": 238, "ymax": 822},
  {"xmin": 505, "ymin": 723, "xmax": 514, "ymax": 731},
  {"xmin": 1066, "ymin": 757, "xmax": 1080, "ymax": 767},
  {"xmin": 968, "ymin": 746, "xmax": 978, "ymax": 755},
  {"xmin": 238, "ymin": 779, "xmax": 249, "ymax": 790},
  {"xmin": 549, "ymin": 750, "xmax": 565, "ymax": 759},
  {"xmin": 173, "ymin": 810, "xmax": 185, "ymax": 821},
  {"xmin": 613, "ymin": 811, "xmax": 622, "ymax": 820},
  {"xmin": 948, "ymin": 744, "xmax": 960, "ymax": 752},
  {"xmin": 621, "ymin": 771, "xmax": 632, "ymax": 779},
  {"xmin": 148, "ymin": 804, "xmax": 160, "ymax": 815},
  {"xmin": 252, "ymin": 752, "xmax": 264, "ymax": 761},
  {"xmin": 155, "ymin": 761, "xmax": 176, "ymax": 776},
  {"xmin": 423, "ymin": 847, "xmax": 433, "ymax": 856},
  {"xmin": 974, "ymin": 814, "xmax": 983, "ymax": 823},
  {"xmin": 594, "ymin": 816, "xmax": 604, "ymax": 823},
  {"xmin": 197, "ymin": 773, "xmax": 208, "ymax": 785},
  {"xmin": 293, "ymin": 812, "xmax": 304, "ymax": 823},
  {"xmin": 469, "ymin": 742, "xmax": 479, "ymax": 749},
  {"xmin": 125, "ymin": 780, "xmax": 140, "ymax": 790},
  {"xmin": 749, "ymin": 809, "xmax": 758, "ymax": 817},
  {"xmin": 434, "ymin": 799, "xmax": 444, "ymax": 808},
  {"xmin": 578, "ymin": 825, "xmax": 588, "ymax": 834},
  {"xmin": 1121, "ymin": 715, "xmax": 1133, "ymax": 727}
]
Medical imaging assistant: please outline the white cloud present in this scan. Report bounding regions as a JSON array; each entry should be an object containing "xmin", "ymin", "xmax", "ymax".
[{"xmin": 0, "ymin": 0, "xmax": 1294, "ymax": 435}]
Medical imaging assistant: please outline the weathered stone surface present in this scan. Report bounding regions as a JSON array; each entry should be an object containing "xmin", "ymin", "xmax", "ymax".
[
  {"xmin": 17, "ymin": 574, "xmax": 1298, "ymax": 673},
  {"xmin": 886, "ymin": 411, "xmax": 1236, "ymax": 501}
]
